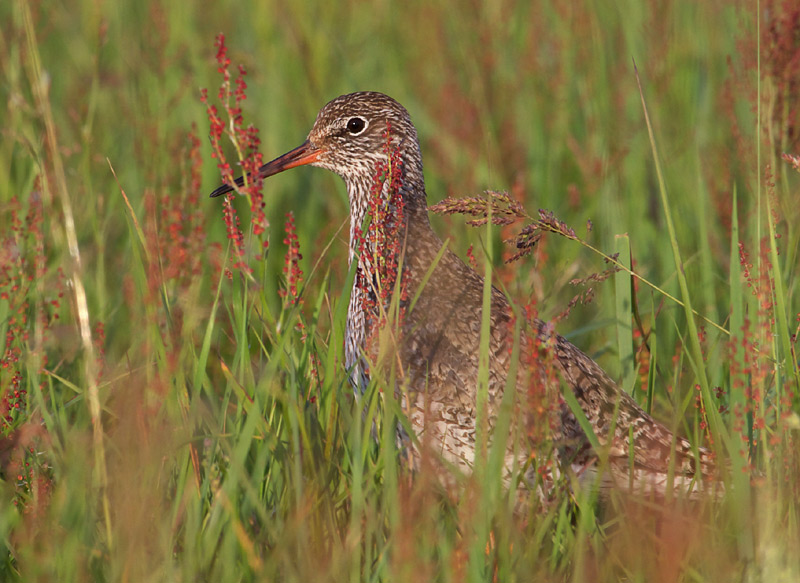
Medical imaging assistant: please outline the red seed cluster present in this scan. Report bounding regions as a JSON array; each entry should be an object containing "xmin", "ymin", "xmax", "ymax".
[
  {"xmin": 762, "ymin": 2, "xmax": 800, "ymax": 154},
  {"xmin": 356, "ymin": 125, "xmax": 410, "ymax": 354},
  {"xmin": 1, "ymin": 190, "xmax": 63, "ymax": 415},
  {"xmin": 518, "ymin": 303, "xmax": 561, "ymax": 467},
  {"xmin": 0, "ymin": 184, "xmax": 60, "ymax": 515},
  {"xmin": 0, "ymin": 372, "xmax": 24, "ymax": 425},
  {"xmin": 279, "ymin": 212, "xmax": 304, "ymax": 305},
  {"xmin": 152, "ymin": 127, "xmax": 208, "ymax": 285},
  {"xmin": 202, "ymin": 33, "xmax": 271, "ymax": 274},
  {"xmin": 728, "ymin": 224, "xmax": 794, "ymax": 464}
]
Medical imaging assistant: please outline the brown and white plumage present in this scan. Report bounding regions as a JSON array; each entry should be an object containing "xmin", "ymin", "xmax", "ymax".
[{"xmin": 211, "ymin": 91, "xmax": 720, "ymax": 499}]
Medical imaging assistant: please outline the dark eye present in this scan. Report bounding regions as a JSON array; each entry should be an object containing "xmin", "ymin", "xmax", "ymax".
[{"xmin": 346, "ymin": 117, "xmax": 367, "ymax": 135}]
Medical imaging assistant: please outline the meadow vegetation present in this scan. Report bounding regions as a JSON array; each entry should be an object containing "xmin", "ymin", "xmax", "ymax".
[{"xmin": 2, "ymin": 0, "xmax": 799, "ymax": 580}]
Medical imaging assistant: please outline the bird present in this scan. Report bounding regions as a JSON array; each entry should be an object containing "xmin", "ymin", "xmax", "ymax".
[{"xmin": 210, "ymin": 91, "xmax": 720, "ymax": 500}]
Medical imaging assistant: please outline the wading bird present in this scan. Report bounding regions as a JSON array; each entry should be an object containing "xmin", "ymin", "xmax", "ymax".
[{"xmin": 211, "ymin": 91, "xmax": 719, "ymax": 499}]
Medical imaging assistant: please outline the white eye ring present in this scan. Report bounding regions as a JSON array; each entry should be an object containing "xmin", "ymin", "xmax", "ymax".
[{"xmin": 345, "ymin": 117, "xmax": 368, "ymax": 135}]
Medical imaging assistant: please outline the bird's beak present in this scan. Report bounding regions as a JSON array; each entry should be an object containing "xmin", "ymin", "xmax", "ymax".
[{"xmin": 209, "ymin": 140, "xmax": 323, "ymax": 198}]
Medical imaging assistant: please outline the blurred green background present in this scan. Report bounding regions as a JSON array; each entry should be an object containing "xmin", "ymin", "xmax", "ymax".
[
  {"xmin": 7, "ymin": 0, "xmax": 756, "ymax": 361},
  {"xmin": 3, "ymin": 0, "xmax": 799, "ymax": 580}
]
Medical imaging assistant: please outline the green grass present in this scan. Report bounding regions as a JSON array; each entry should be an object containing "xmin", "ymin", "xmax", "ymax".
[{"xmin": 2, "ymin": 0, "xmax": 800, "ymax": 580}]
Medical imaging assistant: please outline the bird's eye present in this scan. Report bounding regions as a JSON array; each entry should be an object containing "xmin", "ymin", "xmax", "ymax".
[{"xmin": 346, "ymin": 117, "xmax": 367, "ymax": 135}]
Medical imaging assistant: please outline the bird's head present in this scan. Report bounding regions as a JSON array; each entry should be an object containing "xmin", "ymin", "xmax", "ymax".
[{"xmin": 210, "ymin": 91, "xmax": 422, "ymax": 198}]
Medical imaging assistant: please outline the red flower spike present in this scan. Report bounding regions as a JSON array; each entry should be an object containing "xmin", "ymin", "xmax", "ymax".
[
  {"xmin": 203, "ymin": 35, "xmax": 271, "ymax": 274},
  {"xmin": 279, "ymin": 212, "xmax": 304, "ymax": 305}
]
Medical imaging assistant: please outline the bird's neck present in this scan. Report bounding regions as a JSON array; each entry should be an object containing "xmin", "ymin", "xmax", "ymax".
[
  {"xmin": 343, "ymin": 156, "xmax": 432, "ymax": 387},
  {"xmin": 344, "ymin": 154, "xmax": 429, "ymax": 266}
]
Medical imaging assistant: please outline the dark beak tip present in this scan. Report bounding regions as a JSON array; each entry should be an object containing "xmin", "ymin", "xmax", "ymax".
[
  {"xmin": 209, "ymin": 182, "xmax": 235, "ymax": 198},
  {"xmin": 209, "ymin": 139, "xmax": 319, "ymax": 199}
]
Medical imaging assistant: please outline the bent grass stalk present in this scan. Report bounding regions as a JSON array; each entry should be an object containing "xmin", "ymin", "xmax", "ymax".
[{"xmin": 633, "ymin": 61, "xmax": 731, "ymax": 458}]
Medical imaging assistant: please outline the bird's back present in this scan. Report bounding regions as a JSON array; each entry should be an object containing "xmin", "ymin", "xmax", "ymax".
[{"xmin": 365, "ymin": 217, "xmax": 718, "ymax": 499}]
